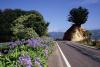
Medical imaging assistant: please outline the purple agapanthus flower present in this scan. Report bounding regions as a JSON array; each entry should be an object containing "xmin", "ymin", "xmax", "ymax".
[
  {"xmin": 44, "ymin": 45, "xmax": 49, "ymax": 57},
  {"xmin": 27, "ymin": 39, "xmax": 41, "ymax": 47},
  {"xmin": 21, "ymin": 39, "xmax": 27, "ymax": 44},
  {"xmin": 34, "ymin": 57, "xmax": 43, "ymax": 67},
  {"xmin": 18, "ymin": 54, "xmax": 32, "ymax": 67},
  {"xmin": 8, "ymin": 42, "xmax": 17, "ymax": 48},
  {"xmin": 15, "ymin": 40, "xmax": 22, "ymax": 45}
]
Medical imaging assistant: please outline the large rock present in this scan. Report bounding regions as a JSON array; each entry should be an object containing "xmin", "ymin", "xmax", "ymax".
[{"xmin": 63, "ymin": 24, "xmax": 88, "ymax": 41}]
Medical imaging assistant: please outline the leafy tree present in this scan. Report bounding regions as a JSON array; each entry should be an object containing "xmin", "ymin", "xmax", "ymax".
[
  {"xmin": 0, "ymin": 9, "xmax": 26, "ymax": 32},
  {"xmin": 0, "ymin": 9, "xmax": 49, "ymax": 42},
  {"xmin": 11, "ymin": 23, "xmax": 38, "ymax": 40},
  {"xmin": 68, "ymin": 6, "xmax": 89, "ymax": 26},
  {"xmin": 11, "ymin": 14, "xmax": 48, "ymax": 40},
  {"xmin": 23, "ymin": 14, "xmax": 49, "ymax": 36},
  {"xmin": 0, "ymin": 9, "xmax": 26, "ymax": 42},
  {"xmin": 0, "ymin": 10, "xmax": 1, "ymax": 14}
]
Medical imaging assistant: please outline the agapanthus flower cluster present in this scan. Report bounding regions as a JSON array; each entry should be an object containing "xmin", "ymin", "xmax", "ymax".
[
  {"xmin": 0, "ymin": 38, "xmax": 52, "ymax": 67},
  {"xmin": 8, "ymin": 38, "xmax": 45, "ymax": 49},
  {"xmin": 18, "ymin": 54, "xmax": 32, "ymax": 67},
  {"xmin": 44, "ymin": 45, "xmax": 49, "ymax": 57},
  {"xmin": 1, "ymin": 37, "xmax": 53, "ymax": 49},
  {"xmin": 34, "ymin": 57, "xmax": 43, "ymax": 67},
  {"xmin": 8, "ymin": 42, "xmax": 17, "ymax": 48},
  {"xmin": 27, "ymin": 38, "xmax": 41, "ymax": 47}
]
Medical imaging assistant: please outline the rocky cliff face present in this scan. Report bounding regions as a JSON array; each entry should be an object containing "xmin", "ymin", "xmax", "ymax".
[{"xmin": 63, "ymin": 24, "xmax": 88, "ymax": 41}]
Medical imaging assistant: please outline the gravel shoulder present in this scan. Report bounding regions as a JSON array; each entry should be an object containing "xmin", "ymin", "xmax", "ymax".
[{"xmin": 47, "ymin": 44, "xmax": 66, "ymax": 67}]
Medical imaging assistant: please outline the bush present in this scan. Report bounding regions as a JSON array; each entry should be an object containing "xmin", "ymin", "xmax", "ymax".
[
  {"xmin": 11, "ymin": 15, "xmax": 40, "ymax": 40},
  {"xmin": 12, "ymin": 14, "xmax": 49, "ymax": 36},
  {"xmin": 16, "ymin": 28, "xmax": 39, "ymax": 39},
  {"xmin": 92, "ymin": 40, "xmax": 100, "ymax": 48},
  {"xmin": 0, "ymin": 9, "xmax": 49, "ymax": 42}
]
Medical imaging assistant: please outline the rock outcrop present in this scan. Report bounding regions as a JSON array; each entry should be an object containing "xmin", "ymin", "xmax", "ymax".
[{"xmin": 63, "ymin": 24, "xmax": 88, "ymax": 41}]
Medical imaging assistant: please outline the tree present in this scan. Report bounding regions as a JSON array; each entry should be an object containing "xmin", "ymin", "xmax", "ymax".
[
  {"xmin": 0, "ymin": 9, "xmax": 26, "ymax": 42},
  {"xmin": 0, "ymin": 10, "xmax": 2, "ymax": 14},
  {"xmin": 11, "ymin": 14, "xmax": 49, "ymax": 40},
  {"xmin": 68, "ymin": 6, "xmax": 89, "ymax": 26},
  {"xmin": 11, "ymin": 23, "xmax": 38, "ymax": 40},
  {"xmin": 23, "ymin": 14, "xmax": 49, "ymax": 36},
  {"xmin": 0, "ymin": 9, "xmax": 49, "ymax": 42}
]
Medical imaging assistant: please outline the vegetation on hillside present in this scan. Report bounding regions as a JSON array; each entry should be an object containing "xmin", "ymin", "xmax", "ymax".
[
  {"xmin": 0, "ymin": 38, "xmax": 55, "ymax": 67},
  {"xmin": 0, "ymin": 9, "xmax": 49, "ymax": 42},
  {"xmin": 0, "ymin": 9, "xmax": 55, "ymax": 67}
]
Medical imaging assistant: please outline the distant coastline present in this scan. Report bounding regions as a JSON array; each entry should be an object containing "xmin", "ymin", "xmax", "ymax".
[{"xmin": 49, "ymin": 29, "xmax": 100, "ymax": 40}]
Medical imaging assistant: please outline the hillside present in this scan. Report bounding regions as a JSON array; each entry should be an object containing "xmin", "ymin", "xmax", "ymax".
[
  {"xmin": 49, "ymin": 29, "xmax": 100, "ymax": 40},
  {"xmin": 90, "ymin": 29, "xmax": 100, "ymax": 40}
]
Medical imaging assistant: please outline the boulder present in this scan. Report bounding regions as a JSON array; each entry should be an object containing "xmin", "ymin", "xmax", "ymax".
[{"xmin": 63, "ymin": 24, "xmax": 88, "ymax": 41}]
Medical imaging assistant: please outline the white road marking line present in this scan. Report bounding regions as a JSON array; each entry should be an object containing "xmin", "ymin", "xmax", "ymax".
[{"xmin": 56, "ymin": 42, "xmax": 71, "ymax": 67}]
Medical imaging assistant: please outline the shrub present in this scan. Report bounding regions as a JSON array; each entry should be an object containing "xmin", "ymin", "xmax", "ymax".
[
  {"xmin": 12, "ymin": 14, "xmax": 49, "ymax": 36},
  {"xmin": 0, "ymin": 9, "xmax": 49, "ymax": 42},
  {"xmin": 18, "ymin": 28, "xmax": 38, "ymax": 39},
  {"xmin": 11, "ymin": 15, "xmax": 40, "ymax": 40}
]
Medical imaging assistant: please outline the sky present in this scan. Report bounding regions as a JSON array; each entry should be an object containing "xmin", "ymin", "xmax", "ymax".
[{"xmin": 0, "ymin": 0, "xmax": 100, "ymax": 32}]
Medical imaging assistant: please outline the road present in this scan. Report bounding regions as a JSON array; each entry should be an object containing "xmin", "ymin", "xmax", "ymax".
[{"xmin": 57, "ymin": 41, "xmax": 100, "ymax": 67}]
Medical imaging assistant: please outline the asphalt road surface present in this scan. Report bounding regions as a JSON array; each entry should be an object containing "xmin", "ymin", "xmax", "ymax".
[{"xmin": 57, "ymin": 41, "xmax": 100, "ymax": 67}]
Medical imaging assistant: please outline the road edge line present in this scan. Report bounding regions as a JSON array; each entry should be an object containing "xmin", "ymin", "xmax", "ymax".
[
  {"xmin": 80, "ymin": 44, "xmax": 97, "ymax": 49},
  {"xmin": 56, "ymin": 42, "xmax": 71, "ymax": 67}
]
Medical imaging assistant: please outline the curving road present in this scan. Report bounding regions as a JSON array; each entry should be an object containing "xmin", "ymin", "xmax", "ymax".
[{"xmin": 57, "ymin": 41, "xmax": 100, "ymax": 67}]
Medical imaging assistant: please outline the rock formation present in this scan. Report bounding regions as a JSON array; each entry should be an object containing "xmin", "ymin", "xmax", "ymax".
[{"xmin": 63, "ymin": 24, "xmax": 88, "ymax": 41}]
